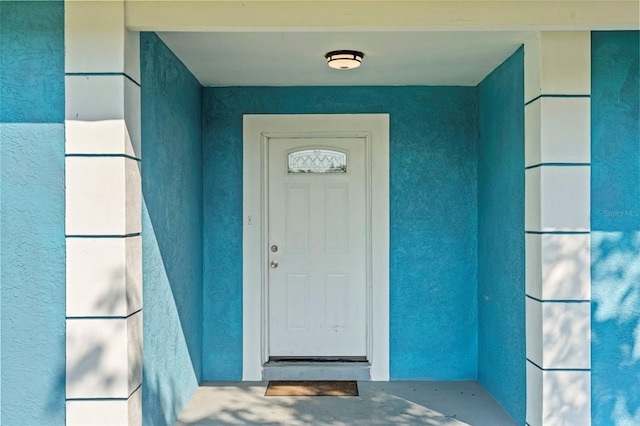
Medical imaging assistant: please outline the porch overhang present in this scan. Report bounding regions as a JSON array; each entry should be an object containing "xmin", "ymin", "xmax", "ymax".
[{"xmin": 124, "ymin": 0, "xmax": 639, "ymax": 32}]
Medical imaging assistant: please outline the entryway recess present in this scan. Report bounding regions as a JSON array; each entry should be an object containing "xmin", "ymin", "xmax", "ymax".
[{"xmin": 243, "ymin": 114, "xmax": 389, "ymax": 381}]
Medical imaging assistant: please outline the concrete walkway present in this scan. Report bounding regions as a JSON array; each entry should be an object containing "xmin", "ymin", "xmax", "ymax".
[{"xmin": 176, "ymin": 381, "xmax": 517, "ymax": 426}]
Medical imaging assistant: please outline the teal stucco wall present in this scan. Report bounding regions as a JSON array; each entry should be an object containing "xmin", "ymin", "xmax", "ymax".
[
  {"xmin": 0, "ymin": 1, "xmax": 66, "ymax": 424},
  {"xmin": 140, "ymin": 32, "xmax": 204, "ymax": 425},
  {"xmin": 591, "ymin": 30, "xmax": 640, "ymax": 426},
  {"xmin": 477, "ymin": 47, "xmax": 526, "ymax": 424},
  {"xmin": 202, "ymin": 86, "xmax": 479, "ymax": 380}
]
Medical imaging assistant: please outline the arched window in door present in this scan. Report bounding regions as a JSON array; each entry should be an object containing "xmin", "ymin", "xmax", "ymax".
[{"xmin": 288, "ymin": 149, "xmax": 347, "ymax": 173}]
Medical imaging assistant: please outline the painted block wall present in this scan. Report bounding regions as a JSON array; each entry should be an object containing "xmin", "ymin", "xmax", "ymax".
[
  {"xmin": 203, "ymin": 86, "xmax": 479, "ymax": 380},
  {"xmin": 477, "ymin": 47, "xmax": 526, "ymax": 424},
  {"xmin": 0, "ymin": 1, "xmax": 66, "ymax": 424},
  {"xmin": 591, "ymin": 31, "xmax": 640, "ymax": 426},
  {"xmin": 140, "ymin": 32, "xmax": 203, "ymax": 426}
]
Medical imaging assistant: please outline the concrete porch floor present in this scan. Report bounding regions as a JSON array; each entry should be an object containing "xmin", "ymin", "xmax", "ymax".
[{"xmin": 175, "ymin": 381, "xmax": 517, "ymax": 426}]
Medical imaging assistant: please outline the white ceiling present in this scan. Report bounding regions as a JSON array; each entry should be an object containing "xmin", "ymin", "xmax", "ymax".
[{"xmin": 157, "ymin": 31, "xmax": 533, "ymax": 87}]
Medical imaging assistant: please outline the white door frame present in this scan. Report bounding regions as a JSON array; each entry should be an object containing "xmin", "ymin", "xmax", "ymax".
[{"xmin": 243, "ymin": 114, "xmax": 389, "ymax": 381}]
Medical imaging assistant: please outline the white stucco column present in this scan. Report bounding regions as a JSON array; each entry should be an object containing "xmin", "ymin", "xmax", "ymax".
[
  {"xmin": 524, "ymin": 32, "xmax": 592, "ymax": 426},
  {"xmin": 64, "ymin": 1, "xmax": 142, "ymax": 424}
]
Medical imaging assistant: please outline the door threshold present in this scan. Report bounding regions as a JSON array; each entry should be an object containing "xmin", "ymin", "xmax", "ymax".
[
  {"xmin": 268, "ymin": 356, "xmax": 368, "ymax": 363},
  {"xmin": 262, "ymin": 359, "xmax": 371, "ymax": 381}
]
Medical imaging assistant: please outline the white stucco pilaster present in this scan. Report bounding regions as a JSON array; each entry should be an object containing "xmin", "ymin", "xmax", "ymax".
[
  {"xmin": 524, "ymin": 31, "xmax": 592, "ymax": 426},
  {"xmin": 64, "ymin": 1, "xmax": 142, "ymax": 424}
]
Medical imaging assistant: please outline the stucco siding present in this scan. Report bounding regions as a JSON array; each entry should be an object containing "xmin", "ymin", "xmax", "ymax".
[
  {"xmin": 202, "ymin": 86, "xmax": 479, "ymax": 380},
  {"xmin": 591, "ymin": 30, "xmax": 640, "ymax": 426},
  {"xmin": 0, "ymin": 1, "xmax": 66, "ymax": 424},
  {"xmin": 477, "ymin": 46, "xmax": 526, "ymax": 424},
  {"xmin": 141, "ymin": 32, "xmax": 203, "ymax": 426}
]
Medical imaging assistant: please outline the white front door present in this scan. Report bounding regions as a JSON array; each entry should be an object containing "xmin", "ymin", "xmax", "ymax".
[{"xmin": 268, "ymin": 137, "xmax": 367, "ymax": 358}]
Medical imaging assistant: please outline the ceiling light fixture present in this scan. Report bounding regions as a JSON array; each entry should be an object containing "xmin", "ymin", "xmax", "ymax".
[{"xmin": 325, "ymin": 50, "xmax": 364, "ymax": 70}]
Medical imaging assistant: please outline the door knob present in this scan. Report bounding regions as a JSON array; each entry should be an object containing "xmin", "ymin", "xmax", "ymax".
[{"xmin": 270, "ymin": 260, "xmax": 279, "ymax": 268}]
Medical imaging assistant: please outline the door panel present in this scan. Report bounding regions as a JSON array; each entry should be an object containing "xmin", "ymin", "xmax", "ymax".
[
  {"xmin": 324, "ymin": 184, "xmax": 349, "ymax": 252},
  {"xmin": 325, "ymin": 273, "xmax": 349, "ymax": 328},
  {"xmin": 286, "ymin": 274, "xmax": 309, "ymax": 329},
  {"xmin": 285, "ymin": 184, "xmax": 310, "ymax": 252},
  {"xmin": 268, "ymin": 137, "xmax": 367, "ymax": 357}
]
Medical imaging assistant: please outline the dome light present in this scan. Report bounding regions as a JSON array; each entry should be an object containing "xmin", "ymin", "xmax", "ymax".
[{"xmin": 325, "ymin": 50, "xmax": 364, "ymax": 70}]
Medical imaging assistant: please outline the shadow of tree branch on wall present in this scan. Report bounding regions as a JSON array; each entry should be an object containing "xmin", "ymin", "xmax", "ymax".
[
  {"xmin": 51, "ymin": 196, "xmax": 199, "ymax": 425},
  {"xmin": 542, "ymin": 369, "xmax": 591, "ymax": 425},
  {"xmin": 53, "ymin": 262, "xmax": 143, "ymax": 417},
  {"xmin": 592, "ymin": 231, "xmax": 640, "ymax": 425},
  {"xmin": 541, "ymin": 234, "xmax": 590, "ymax": 300}
]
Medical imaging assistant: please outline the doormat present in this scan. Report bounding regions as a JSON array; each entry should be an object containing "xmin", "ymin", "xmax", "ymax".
[{"xmin": 265, "ymin": 381, "xmax": 358, "ymax": 396}]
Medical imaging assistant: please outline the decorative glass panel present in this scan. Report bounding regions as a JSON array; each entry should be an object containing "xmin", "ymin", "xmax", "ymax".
[{"xmin": 288, "ymin": 149, "xmax": 347, "ymax": 173}]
